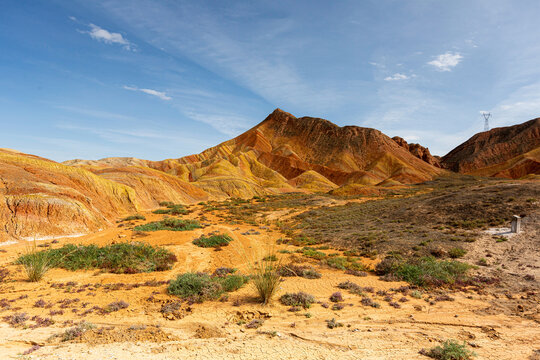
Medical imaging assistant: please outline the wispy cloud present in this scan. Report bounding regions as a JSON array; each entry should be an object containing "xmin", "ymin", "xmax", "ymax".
[
  {"xmin": 123, "ymin": 85, "xmax": 172, "ymax": 100},
  {"xmin": 56, "ymin": 122, "xmax": 207, "ymax": 147},
  {"xmin": 183, "ymin": 111, "xmax": 251, "ymax": 137},
  {"xmin": 428, "ymin": 52, "xmax": 463, "ymax": 71},
  {"xmin": 55, "ymin": 105, "xmax": 135, "ymax": 121},
  {"xmin": 384, "ymin": 73, "xmax": 410, "ymax": 81},
  {"xmin": 83, "ymin": 24, "xmax": 133, "ymax": 50}
]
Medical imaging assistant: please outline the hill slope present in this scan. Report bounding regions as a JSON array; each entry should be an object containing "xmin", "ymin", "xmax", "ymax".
[
  {"xmin": 0, "ymin": 148, "xmax": 138, "ymax": 242},
  {"xmin": 67, "ymin": 109, "xmax": 442, "ymax": 200},
  {"xmin": 441, "ymin": 118, "xmax": 540, "ymax": 178}
]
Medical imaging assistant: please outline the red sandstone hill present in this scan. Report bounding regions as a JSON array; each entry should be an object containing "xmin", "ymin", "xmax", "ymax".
[
  {"xmin": 66, "ymin": 109, "xmax": 443, "ymax": 202},
  {"xmin": 441, "ymin": 118, "xmax": 540, "ymax": 178},
  {"xmin": 392, "ymin": 136, "xmax": 441, "ymax": 168}
]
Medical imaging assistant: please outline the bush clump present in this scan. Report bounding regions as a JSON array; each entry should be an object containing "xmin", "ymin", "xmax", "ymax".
[
  {"xmin": 153, "ymin": 204, "xmax": 188, "ymax": 215},
  {"xmin": 280, "ymin": 292, "xmax": 315, "ymax": 309},
  {"xmin": 168, "ymin": 272, "xmax": 248, "ymax": 302},
  {"xmin": 134, "ymin": 218, "xmax": 201, "ymax": 232},
  {"xmin": 420, "ymin": 339, "xmax": 476, "ymax": 360},
  {"xmin": 376, "ymin": 256, "xmax": 471, "ymax": 287},
  {"xmin": 17, "ymin": 243, "xmax": 177, "ymax": 274},
  {"xmin": 120, "ymin": 214, "xmax": 146, "ymax": 222},
  {"xmin": 448, "ymin": 247, "xmax": 467, "ymax": 259},
  {"xmin": 17, "ymin": 243, "xmax": 55, "ymax": 282},
  {"xmin": 277, "ymin": 264, "xmax": 322, "ymax": 279},
  {"xmin": 192, "ymin": 234, "xmax": 233, "ymax": 248},
  {"xmin": 251, "ymin": 254, "xmax": 282, "ymax": 305}
]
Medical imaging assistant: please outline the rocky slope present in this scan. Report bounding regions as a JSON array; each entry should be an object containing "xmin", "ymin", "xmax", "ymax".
[
  {"xmin": 392, "ymin": 136, "xmax": 441, "ymax": 167},
  {"xmin": 441, "ymin": 118, "xmax": 540, "ymax": 178},
  {"xmin": 0, "ymin": 148, "xmax": 138, "ymax": 243}
]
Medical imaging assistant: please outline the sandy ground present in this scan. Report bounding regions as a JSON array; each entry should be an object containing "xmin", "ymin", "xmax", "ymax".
[{"xmin": 0, "ymin": 207, "xmax": 539, "ymax": 359}]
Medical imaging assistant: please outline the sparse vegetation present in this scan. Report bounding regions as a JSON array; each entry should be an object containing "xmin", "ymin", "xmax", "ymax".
[
  {"xmin": 103, "ymin": 300, "xmax": 129, "ymax": 313},
  {"xmin": 17, "ymin": 243, "xmax": 177, "ymax": 274},
  {"xmin": 448, "ymin": 247, "xmax": 467, "ymax": 259},
  {"xmin": 288, "ymin": 178, "xmax": 539, "ymax": 256},
  {"xmin": 3, "ymin": 312, "xmax": 29, "ymax": 327},
  {"xmin": 120, "ymin": 214, "xmax": 146, "ymax": 222},
  {"xmin": 326, "ymin": 318, "xmax": 343, "ymax": 329},
  {"xmin": 153, "ymin": 203, "xmax": 189, "ymax": 215},
  {"xmin": 278, "ymin": 263, "xmax": 322, "ymax": 279},
  {"xmin": 420, "ymin": 339, "xmax": 476, "ymax": 360},
  {"xmin": 329, "ymin": 292, "xmax": 343, "ymax": 302},
  {"xmin": 245, "ymin": 319, "xmax": 264, "ymax": 329},
  {"xmin": 17, "ymin": 242, "xmax": 55, "ymax": 281},
  {"xmin": 280, "ymin": 292, "xmax": 315, "ymax": 309},
  {"xmin": 134, "ymin": 218, "xmax": 201, "ymax": 232},
  {"xmin": 251, "ymin": 254, "xmax": 282, "ymax": 305},
  {"xmin": 193, "ymin": 234, "xmax": 233, "ymax": 248},
  {"xmin": 60, "ymin": 322, "xmax": 96, "ymax": 341},
  {"xmin": 376, "ymin": 256, "xmax": 471, "ymax": 287},
  {"xmin": 168, "ymin": 272, "xmax": 248, "ymax": 302},
  {"xmin": 0, "ymin": 268, "xmax": 10, "ymax": 283}
]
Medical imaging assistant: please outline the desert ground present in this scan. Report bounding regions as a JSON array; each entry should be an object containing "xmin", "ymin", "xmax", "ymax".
[{"xmin": 0, "ymin": 178, "xmax": 538, "ymax": 360}]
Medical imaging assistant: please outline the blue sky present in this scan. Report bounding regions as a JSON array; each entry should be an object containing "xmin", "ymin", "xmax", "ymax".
[{"xmin": 1, "ymin": 0, "xmax": 540, "ymax": 161}]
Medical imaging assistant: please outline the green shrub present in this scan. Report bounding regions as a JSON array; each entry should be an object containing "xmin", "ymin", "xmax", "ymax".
[
  {"xmin": 448, "ymin": 247, "xmax": 467, "ymax": 259},
  {"xmin": 134, "ymin": 218, "xmax": 201, "ymax": 232},
  {"xmin": 120, "ymin": 214, "xmax": 146, "ymax": 222},
  {"xmin": 192, "ymin": 234, "xmax": 233, "ymax": 248},
  {"xmin": 168, "ymin": 272, "xmax": 248, "ymax": 302},
  {"xmin": 153, "ymin": 204, "xmax": 188, "ymax": 215},
  {"xmin": 394, "ymin": 257, "xmax": 471, "ymax": 287},
  {"xmin": 302, "ymin": 248, "xmax": 326, "ymax": 260},
  {"xmin": 17, "ymin": 243, "xmax": 177, "ymax": 274},
  {"xmin": 420, "ymin": 340, "xmax": 476, "ymax": 360},
  {"xmin": 325, "ymin": 256, "xmax": 347, "ymax": 269}
]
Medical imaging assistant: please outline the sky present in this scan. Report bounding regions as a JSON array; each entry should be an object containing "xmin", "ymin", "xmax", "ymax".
[{"xmin": 1, "ymin": 0, "xmax": 540, "ymax": 161}]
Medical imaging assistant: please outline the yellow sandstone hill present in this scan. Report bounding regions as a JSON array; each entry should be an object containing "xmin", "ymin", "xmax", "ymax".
[{"xmin": 0, "ymin": 148, "xmax": 138, "ymax": 242}]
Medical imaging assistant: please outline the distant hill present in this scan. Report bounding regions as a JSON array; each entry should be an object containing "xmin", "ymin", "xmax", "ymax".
[{"xmin": 441, "ymin": 118, "xmax": 540, "ymax": 178}]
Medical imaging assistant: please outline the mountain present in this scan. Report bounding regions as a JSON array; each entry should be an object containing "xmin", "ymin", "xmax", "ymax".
[
  {"xmin": 441, "ymin": 118, "xmax": 540, "ymax": 178},
  {"xmin": 67, "ymin": 109, "xmax": 442, "ymax": 200}
]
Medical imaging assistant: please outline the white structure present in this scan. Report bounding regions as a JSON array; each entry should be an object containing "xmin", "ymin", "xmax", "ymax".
[{"xmin": 511, "ymin": 215, "xmax": 521, "ymax": 233}]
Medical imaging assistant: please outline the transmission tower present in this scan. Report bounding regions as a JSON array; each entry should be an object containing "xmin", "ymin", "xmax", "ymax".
[{"xmin": 481, "ymin": 112, "xmax": 491, "ymax": 131}]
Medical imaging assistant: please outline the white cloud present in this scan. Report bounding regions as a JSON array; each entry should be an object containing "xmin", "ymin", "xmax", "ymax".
[
  {"xmin": 384, "ymin": 73, "xmax": 410, "ymax": 81},
  {"xmin": 85, "ymin": 24, "xmax": 133, "ymax": 50},
  {"xmin": 369, "ymin": 62, "xmax": 385, "ymax": 69},
  {"xmin": 428, "ymin": 52, "xmax": 463, "ymax": 71},
  {"xmin": 123, "ymin": 85, "xmax": 172, "ymax": 100}
]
